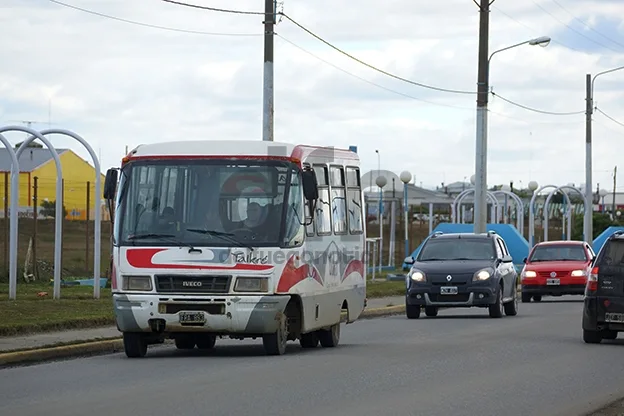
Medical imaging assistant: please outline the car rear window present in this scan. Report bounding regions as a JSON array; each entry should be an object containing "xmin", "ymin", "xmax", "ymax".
[
  {"xmin": 418, "ymin": 238, "xmax": 495, "ymax": 261},
  {"xmin": 529, "ymin": 244, "xmax": 587, "ymax": 262},
  {"xmin": 597, "ymin": 240, "xmax": 624, "ymax": 267}
]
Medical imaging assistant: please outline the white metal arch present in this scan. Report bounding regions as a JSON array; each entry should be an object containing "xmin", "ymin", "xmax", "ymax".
[
  {"xmin": 451, "ymin": 188, "xmax": 474, "ymax": 222},
  {"xmin": 10, "ymin": 127, "xmax": 64, "ymax": 299},
  {"xmin": 543, "ymin": 185, "xmax": 587, "ymax": 242},
  {"xmin": 528, "ymin": 185, "xmax": 572, "ymax": 247},
  {"xmin": 455, "ymin": 189, "xmax": 499, "ymax": 224},
  {"xmin": 0, "ymin": 133, "xmax": 20, "ymax": 300},
  {"xmin": 491, "ymin": 190, "xmax": 524, "ymax": 233},
  {"xmin": 31, "ymin": 129, "xmax": 103, "ymax": 299}
]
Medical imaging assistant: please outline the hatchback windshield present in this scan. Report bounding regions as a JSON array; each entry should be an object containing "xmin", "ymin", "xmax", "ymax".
[
  {"xmin": 529, "ymin": 244, "xmax": 587, "ymax": 262},
  {"xmin": 418, "ymin": 238, "xmax": 495, "ymax": 261}
]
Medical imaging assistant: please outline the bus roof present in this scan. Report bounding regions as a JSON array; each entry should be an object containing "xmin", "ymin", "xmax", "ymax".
[{"xmin": 125, "ymin": 140, "xmax": 359, "ymax": 163}]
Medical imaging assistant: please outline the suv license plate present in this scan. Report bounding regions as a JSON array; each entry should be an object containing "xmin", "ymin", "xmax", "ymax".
[
  {"xmin": 440, "ymin": 286, "xmax": 458, "ymax": 295},
  {"xmin": 546, "ymin": 278, "xmax": 560, "ymax": 285},
  {"xmin": 605, "ymin": 313, "xmax": 624, "ymax": 323},
  {"xmin": 179, "ymin": 312, "xmax": 206, "ymax": 324}
]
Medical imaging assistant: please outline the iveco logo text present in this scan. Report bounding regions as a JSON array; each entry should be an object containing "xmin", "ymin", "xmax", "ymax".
[{"xmin": 182, "ymin": 281, "xmax": 202, "ymax": 287}]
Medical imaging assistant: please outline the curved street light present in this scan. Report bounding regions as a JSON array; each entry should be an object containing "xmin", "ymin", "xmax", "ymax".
[{"xmin": 473, "ymin": 35, "xmax": 551, "ymax": 234}]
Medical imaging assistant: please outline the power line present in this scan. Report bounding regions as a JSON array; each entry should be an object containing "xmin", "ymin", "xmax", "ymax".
[
  {"xmin": 491, "ymin": 91, "xmax": 585, "ymax": 116},
  {"xmin": 275, "ymin": 34, "xmax": 474, "ymax": 111},
  {"xmin": 549, "ymin": 0, "xmax": 624, "ymax": 50},
  {"xmin": 596, "ymin": 108, "xmax": 624, "ymax": 129},
  {"xmin": 160, "ymin": 0, "xmax": 266, "ymax": 15},
  {"xmin": 279, "ymin": 13, "xmax": 477, "ymax": 95},
  {"xmin": 47, "ymin": 0, "xmax": 261, "ymax": 36},
  {"xmin": 531, "ymin": 0, "xmax": 620, "ymax": 53}
]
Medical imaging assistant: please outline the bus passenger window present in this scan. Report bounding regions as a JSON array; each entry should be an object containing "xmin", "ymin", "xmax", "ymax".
[{"xmin": 346, "ymin": 167, "xmax": 363, "ymax": 234}]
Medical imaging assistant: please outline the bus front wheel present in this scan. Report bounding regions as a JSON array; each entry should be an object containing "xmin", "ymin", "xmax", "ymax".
[{"xmin": 263, "ymin": 313, "xmax": 288, "ymax": 355}]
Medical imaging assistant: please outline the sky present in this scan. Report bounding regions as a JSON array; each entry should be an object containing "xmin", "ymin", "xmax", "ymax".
[{"xmin": 1, "ymin": 0, "xmax": 623, "ymax": 192}]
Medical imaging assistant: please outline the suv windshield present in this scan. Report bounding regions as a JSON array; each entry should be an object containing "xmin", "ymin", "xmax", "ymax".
[
  {"xmin": 418, "ymin": 238, "xmax": 495, "ymax": 261},
  {"xmin": 597, "ymin": 239, "xmax": 624, "ymax": 266},
  {"xmin": 113, "ymin": 159, "xmax": 305, "ymax": 248},
  {"xmin": 529, "ymin": 244, "xmax": 587, "ymax": 262}
]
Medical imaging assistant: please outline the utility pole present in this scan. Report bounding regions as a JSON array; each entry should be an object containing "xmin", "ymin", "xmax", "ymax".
[
  {"xmin": 584, "ymin": 73, "xmax": 593, "ymax": 242},
  {"xmin": 262, "ymin": 0, "xmax": 275, "ymax": 141},
  {"xmin": 613, "ymin": 166, "xmax": 617, "ymax": 216},
  {"xmin": 473, "ymin": 0, "xmax": 492, "ymax": 234}
]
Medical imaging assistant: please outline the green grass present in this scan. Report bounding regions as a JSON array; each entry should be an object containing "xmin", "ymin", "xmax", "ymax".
[{"xmin": 0, "ymin": 283, "xmax": 114, "ymax": 337}]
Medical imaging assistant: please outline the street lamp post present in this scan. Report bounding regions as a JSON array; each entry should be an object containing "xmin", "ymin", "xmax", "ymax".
[
  {"xmin": 473, "ymin": 35, "xmax": 551, "ymax": 234},
  {"xmin": 585, "ymin": 65, "xmax": 624, "ymax": 240},
  {"xmin": 400, "ymin": 171, "xmax": 412, "ymax": 259},
  {"xmin": 376, "ymin": 176, "xmax": 387, "ymax": 274}
]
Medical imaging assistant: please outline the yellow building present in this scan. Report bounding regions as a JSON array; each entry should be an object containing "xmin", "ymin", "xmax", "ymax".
[{"xmin": 0, "ymin": 143, "xmax": 107, "ymax": 221}]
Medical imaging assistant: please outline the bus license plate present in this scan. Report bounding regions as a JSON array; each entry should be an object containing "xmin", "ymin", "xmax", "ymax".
[
  {"xmin": 605, "ymin": 313, "xmax": 624, "ymax": 323},
  {"xmin": 546, "ymin": 278, "xmax": 560, "ymax": 285},
  {"xmin": 179, "ymin": 312, "xmax": 206, "ymax": 324},
  {"xmin": 440, "ymin": 286, "xmax": 458, "ymax": 295}
]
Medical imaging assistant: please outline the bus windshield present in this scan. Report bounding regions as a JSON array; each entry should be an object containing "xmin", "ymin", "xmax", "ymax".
[{"xmin": 113, "ymin": 159, "xmax": 306, "ymax": 248}]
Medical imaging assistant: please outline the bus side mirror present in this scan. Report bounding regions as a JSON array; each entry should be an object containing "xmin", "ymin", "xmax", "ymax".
[
  {"xmin": 103, "ymin": 168, "xmax": 119, "ymax": 200},
  {"xmin": 302, "ymin": 168, "xmax": 318, "ymax": 201}
]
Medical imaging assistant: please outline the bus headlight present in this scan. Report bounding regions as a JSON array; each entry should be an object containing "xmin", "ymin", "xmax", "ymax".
[
  {"xmin": 234, "ymin": 277, "xmax": 269, "ymax": 292},
  {"xmin": 122, "ymin": 275, "xmax": 152, "ymax": 291}
]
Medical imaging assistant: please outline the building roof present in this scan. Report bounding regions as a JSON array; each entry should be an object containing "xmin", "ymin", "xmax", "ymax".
[{"xmin": 0, "ymin": 147, "xmax": 69, "ymax": 172}]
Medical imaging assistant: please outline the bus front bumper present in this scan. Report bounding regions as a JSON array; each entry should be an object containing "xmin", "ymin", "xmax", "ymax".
[{"xmin": 112, "ymin": 293, "xmax": 291, "ymax": 335}]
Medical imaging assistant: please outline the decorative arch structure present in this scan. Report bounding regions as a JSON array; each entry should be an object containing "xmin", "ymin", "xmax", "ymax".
[
  {"xmin": 0, "ymin": 133, "xmax": 19, "ymax": 300},
  {"xmin": 528, "ymin": 185, "xmax": 572, "ymax": 247},
  {"xmin": 543, "ymin": 185, "xmax": 588, "ymax": 242}
]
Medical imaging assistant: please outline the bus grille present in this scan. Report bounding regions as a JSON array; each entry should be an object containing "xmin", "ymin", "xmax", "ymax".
[{"xmin": 155, "ymin": 275, "xmax": 231, "ymax": 293}]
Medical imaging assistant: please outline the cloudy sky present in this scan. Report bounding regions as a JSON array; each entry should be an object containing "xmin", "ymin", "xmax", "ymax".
[{"xmin": 1, "ymin": 0, "xmax": 623, "ymax": 192}]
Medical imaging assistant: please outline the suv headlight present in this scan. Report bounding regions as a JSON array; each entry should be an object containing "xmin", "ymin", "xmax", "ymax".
[
  {"xmin": 234, "ymin": 277, "xmax": 269, "ymax": 292},
  {"xmin": 473, "ymin": 268, "xmax": 494, "ymax": 281},
  {"xmin": 122, "ymin": 275, "xmax": 152, "ymax": 291},
  {"xmin": 409, "ymin": 269, "xmax": 426, "ymax": 282}
]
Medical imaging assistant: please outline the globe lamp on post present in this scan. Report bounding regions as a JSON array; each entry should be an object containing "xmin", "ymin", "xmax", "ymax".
[{"xmin": 400, "ymin": 171, "xmax": 412, "ymax": 259}]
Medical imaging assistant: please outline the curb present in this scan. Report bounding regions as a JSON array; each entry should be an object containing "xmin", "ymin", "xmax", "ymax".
[{"xmin": 0, "ymin": 305, "xmax": 406, "ymax": 368}]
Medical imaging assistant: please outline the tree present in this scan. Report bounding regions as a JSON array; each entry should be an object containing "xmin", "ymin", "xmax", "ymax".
[
  {"xmin": 572, "ymin": 212, "xmax": 617, "ymax": 241},
  {"xmin": 40, "ymin": 200, "xmax": 67, "ymax": 219}
]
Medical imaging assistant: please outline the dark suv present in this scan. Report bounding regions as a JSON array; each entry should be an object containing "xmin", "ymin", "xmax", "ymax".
[
  {"xmin": 404, "ymin": 231, "xmax": 519, "ymax": 319},
  {"xmin": 582, "ymin": 230, "xmax": 624, "ymax": 343}
]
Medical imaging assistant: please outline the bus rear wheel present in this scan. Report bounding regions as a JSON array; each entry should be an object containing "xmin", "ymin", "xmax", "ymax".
[{"xmin": 318, "ymin": 323, "xmax": 340, "ymax": 348}]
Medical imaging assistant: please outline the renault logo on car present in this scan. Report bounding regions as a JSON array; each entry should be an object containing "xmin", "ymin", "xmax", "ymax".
[
  {"xmin": 182, "ymin": 281, "xmax": 202, "ymax": 287},
  {"xmin": 446, "ymin": 275, "xmax": 452, "ymax": 281}
]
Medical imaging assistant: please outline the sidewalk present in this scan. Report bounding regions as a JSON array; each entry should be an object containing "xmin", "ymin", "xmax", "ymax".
[{"xmin": 0, "ymin": 296, "xmax": 405, "ymax": 353}]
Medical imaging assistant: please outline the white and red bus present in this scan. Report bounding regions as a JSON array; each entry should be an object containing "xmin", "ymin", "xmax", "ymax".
[{"xmin": 103, "ymin": 140, "xmax": 367, "ymax": 357}]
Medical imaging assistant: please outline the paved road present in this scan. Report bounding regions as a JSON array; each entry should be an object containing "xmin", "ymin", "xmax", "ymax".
[{"xmin": 1, "ymin": 296, "xmax": 623, "ymax": 416}]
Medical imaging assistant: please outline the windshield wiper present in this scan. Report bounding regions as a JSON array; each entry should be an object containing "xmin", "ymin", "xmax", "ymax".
[
  {"xmin": 186, "ymin": 228, "xmax": 254, "ymax": 251},
  {"xmin": 127, "ymin": 233, "xmax": 201, "ymax": 252}
]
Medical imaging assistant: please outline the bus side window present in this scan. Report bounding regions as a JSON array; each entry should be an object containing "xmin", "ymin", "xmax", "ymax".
[
  {"xmin": 313, "ymin": 164, "xmax": 331, "ymax": 235},
  {"xmin": 302, "ymin": 164, "xmax": 315, "ymax": 237},
  {"xmin": 329, "ymin": 166, "xmax": 347, "ymax": 235},
  {"xmin": 346, "ymin": 166, "xmax": 363, "ymax": 234}
]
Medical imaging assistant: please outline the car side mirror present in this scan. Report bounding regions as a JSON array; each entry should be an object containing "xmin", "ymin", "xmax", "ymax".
[
  {"xmin": 103, "ymin": 168, "xmax": 119, "ymax": 200},
  {"xmin": 502, "ymin": 255, "xmax": 513, "ymax": 263},
  {"xmin": 302, "ymin": 168, "xmax": 318, "ymax": 201},
  {"xmin": 404, "ymin": 256, "xmax": 415, "ymax": 265},
  {"xmin": 522, "ymin": 257, "xmax": 527, "ymax": 264}
]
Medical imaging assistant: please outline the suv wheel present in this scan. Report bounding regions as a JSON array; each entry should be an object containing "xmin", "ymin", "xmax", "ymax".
[
  {"xmin": 583, "ymin": 329, "xmax": 603, "ymax": 344},
  {"xmin": 504, "ymin": 289, "xmax": 518, "ymax": 316},
  {"xmin": 489, "ymin": 287, "xmax": 504, "ymax": 318},
  {"xmin": 406, "ymin": 304, "xmax": 421, "ymax": 319},
  {"xmin": 424, "ymin": 306, "xmax": 438, "ymax": 317}
]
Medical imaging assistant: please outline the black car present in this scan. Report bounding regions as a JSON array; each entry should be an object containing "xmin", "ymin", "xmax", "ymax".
[
  {"xmin": 582, "ymin": 230, "xmax": 624, "ymax": 343},
  {"xmin": 404, "ymin": 231, "xmax": 519, "ymax": 319}
]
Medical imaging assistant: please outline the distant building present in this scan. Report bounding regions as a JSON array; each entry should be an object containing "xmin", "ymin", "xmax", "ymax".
[{"xmin": 0, "ymin": 143, "xmax": 107, "ymax": 220}]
